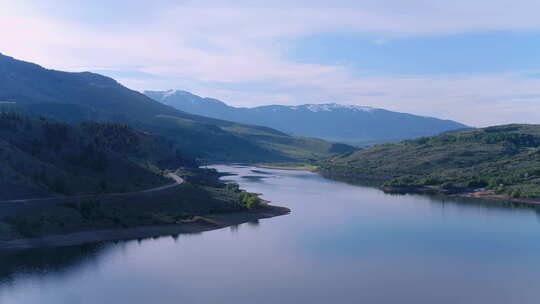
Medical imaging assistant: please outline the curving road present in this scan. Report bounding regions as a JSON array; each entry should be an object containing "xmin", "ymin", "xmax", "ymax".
[{"xmin": 0, "ymin": 173, "xmax": 184, "ymax": 204}]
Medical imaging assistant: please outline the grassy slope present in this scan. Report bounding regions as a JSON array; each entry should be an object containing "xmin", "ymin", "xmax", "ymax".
[
  {"xmin": 320, "ymin": 124, "xmax": 540, "ymax": 198},
  {"xmin": 0, "ymin": 53, "xmax": 354, "ymax": 162},
  {"xmin": 144, "ymin": 115, "xmax": 355, "ymax": 162}
]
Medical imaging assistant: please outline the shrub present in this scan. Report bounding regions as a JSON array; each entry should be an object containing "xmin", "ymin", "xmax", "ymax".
[
  {"xmin": 384, "ymin": 175, "xmax": 419, "ymax": 187},
  {"xmin": 466, "ymin": 179, "xmax": 488, "ymax": 188},
  {"xmin": 419, "ymin": 177, "xmax": 440, "ymax": 186},
  {"xmin": 242, "ymin": 193, "xmax": 261, "ymax": 209},
  {"xmin": 225, "ymin": 183, "xmax": 240, "ymax": 192},
  {"xmin": 527, "ymin": 168, "xmax": 540, "ymax": 177},
  {"xmin": 441, "ymin": 182, "xmax": 456, "ymax": 189},
  {"xmin": 510, "ymin": 189, "xmax": 522, "ymax": 198},
  {"xmin": 51, "ymin": 176, "xmax": 68, "ymax": 194},
  {"xmin": 8, "ymin": 216, "xmax": 42, "ymax": 237},
  {"xmin": 487, "ymin": 177, "xmax": 504, "ymax": 189},
  {"xmin": 79, "ymin": 200, "xmax": 103, "ymax": 220}
]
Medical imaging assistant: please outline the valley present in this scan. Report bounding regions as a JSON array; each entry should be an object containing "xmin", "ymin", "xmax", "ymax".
[
  {"xmin": 1, "ymin": 53, "xmax": 539, "ymax": 250},
  {"xmin": 0, "ymin": 53, "xmax": 354, "ymax": 163},
  {"xmin": 2, "ymin": 2, "xmax": 539, "ymax": 304}
]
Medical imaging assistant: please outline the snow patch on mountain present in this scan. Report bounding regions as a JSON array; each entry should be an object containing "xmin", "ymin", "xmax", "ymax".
[
  {"xmin": 292, "ymin": 103, "xmax": 377, "ymax": 113},
  {"xmin": 162, "ymin": 89, "xmax": 193, "ymax": 99}
]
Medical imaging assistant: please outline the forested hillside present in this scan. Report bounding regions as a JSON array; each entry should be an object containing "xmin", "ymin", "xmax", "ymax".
[
  {"xmin": 320, "ymin": 124, "xmax": 540, "ymax": 199},
  {"xmin": 0, "ymin": 113, "xmax": 193, "ymax": 200}
]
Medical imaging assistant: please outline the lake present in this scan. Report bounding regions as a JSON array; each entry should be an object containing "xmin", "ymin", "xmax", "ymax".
[{"xmin": 1, "ymin": 165, "xmax": 539, "ymax": 303}]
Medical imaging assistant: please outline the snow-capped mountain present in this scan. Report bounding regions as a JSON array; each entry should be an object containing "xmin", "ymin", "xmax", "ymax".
[
  {"xmin": 144, "ymin": 90, "xmax": 468, "ymax": 145},
  {"xmin": 291, "ymin": 103, "xmax": 376, "ymax": 113}
]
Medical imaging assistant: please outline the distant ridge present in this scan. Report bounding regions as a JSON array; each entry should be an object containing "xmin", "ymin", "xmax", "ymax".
[
  {"xmin": 145, "ymin": 90, "xmax": 468, "ymax": 145},
  {"xmin": 0, "ymin": 53, "xmax": 354, "ymax": 162}
]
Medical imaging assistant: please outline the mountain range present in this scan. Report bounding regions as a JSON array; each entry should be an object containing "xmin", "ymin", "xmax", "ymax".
[
  {"xmin": 0, "ymin": 53, "xmax": 353, "ymax": 162},
  {"xmin": 145, "ymin": 90, "xmax": 468, "ymax": 145}
]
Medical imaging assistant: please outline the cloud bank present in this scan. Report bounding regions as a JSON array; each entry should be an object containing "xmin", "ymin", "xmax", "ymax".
[{"xmin": 1, "ymin": 0, "xmax": 540, "ymax": 126}]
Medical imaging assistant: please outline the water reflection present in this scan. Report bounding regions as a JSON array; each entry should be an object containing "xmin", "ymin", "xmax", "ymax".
[
  {"xmin": 0, "ymin": 243, "xmax": 108, "ymax": 283},
  {"xmin": 1, "ymin": 165, "xmax": 539, "ymax": 304},
  {"xmin": 250, "ymin": 170, "xmax": 273, "ymax": 175},
  {"xmin": 241, "ymin": 175, "xmax": 269, "ymax": 181},
  {"xmin": 247, "ymin": 219, "xmax": 260, "ymax": 228}
]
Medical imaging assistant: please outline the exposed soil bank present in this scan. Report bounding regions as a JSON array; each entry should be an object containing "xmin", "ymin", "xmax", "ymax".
[
  {"xmin": 0, "ymin": 205, "xmax": 290, "ymax": 252},
  {"xmin": 458, "ymin": 191, "xmax": 540, "ymax": 206}
]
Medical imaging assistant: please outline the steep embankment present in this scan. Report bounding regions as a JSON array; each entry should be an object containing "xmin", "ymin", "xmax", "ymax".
[{"xmin": 320, "ymin": 124, "xmax": 540, "ymax": 200}]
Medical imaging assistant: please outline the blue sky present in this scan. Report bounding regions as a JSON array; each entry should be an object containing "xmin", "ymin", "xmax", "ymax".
[
  {"xmin": 1, "ymin": 0, "xmax": 540, "ymax": 126},
  {"xmin": 289, "ymin": 32, "xmax": 540, "ymax": 75}
]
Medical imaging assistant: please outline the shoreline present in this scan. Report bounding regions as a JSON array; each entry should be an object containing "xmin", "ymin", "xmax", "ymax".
[
  {"xmin": 319, "ymin": 171, "xmax": 540, "ymax": 207},
  {"xmin": 457, "ymin": 191, "xmax": 540, "ymax": 206},
  {"xmin": 381, "ymin": 185, "xmax": 540, "ymax": 207},
  {"xmin": 0, "ymin": 205, "xmax": 290, "ymax": 252},
  {"xmin": 254, "ymin": 164, "xmax": 318, "ymax": 172}
]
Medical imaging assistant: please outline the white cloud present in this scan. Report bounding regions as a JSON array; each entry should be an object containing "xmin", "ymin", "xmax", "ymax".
[{"xmin": 1, "ymin": 0, "xmax": 540, "ymax": 127}]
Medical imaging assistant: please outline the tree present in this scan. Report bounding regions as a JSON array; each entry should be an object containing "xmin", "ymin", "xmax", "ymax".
[{"xmin": 242, "ymin": 193, "xmax": 261, "ymax": 209}]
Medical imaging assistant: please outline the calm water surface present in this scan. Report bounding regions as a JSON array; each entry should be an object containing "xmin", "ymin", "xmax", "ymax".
[{"xmin": 1, "ymin": 165, "xmax": 539, "ymax": 303}]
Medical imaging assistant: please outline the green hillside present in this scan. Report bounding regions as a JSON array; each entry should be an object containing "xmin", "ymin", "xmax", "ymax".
[
  {"xmin": 0, "ymin": 53, "xmax": 354, "ymax": 162},
  {"xmin": 0, "ymin": 113, "xmax": 194, "ymax": 200},
  {"xmin": 0, "ymin": 167, "xmax": 267, "ymax": 240},
  {"xmin": 0, "ymin": 113, "xmax": 283, "ymax": 239},
  {"xmin": 320, "ymin": 124, "xmax": 540, "ymax": 199}
]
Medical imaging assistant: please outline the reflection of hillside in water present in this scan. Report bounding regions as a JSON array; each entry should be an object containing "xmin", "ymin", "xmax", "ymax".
[
  {"xmin": 322, "ymin": 173, "xmax": 540, "ymax": 217},
  {"xmin": 0, "ymin": 217, "xmax": 264, "ymax": 287},
  {"xmin": 0, "ymin": 243, "xmax": 110, "ymax": 284}
]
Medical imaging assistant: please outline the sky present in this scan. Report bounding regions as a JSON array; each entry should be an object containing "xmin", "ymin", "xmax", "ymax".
[{"xmin": 1, "ymin": 0, "xmax": 540, "ymax": 127}]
